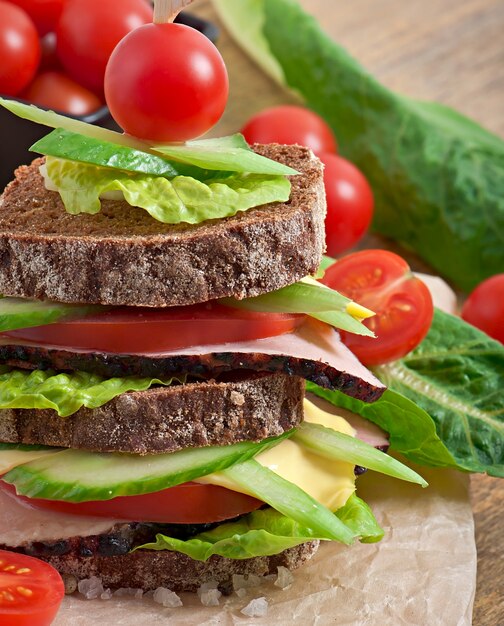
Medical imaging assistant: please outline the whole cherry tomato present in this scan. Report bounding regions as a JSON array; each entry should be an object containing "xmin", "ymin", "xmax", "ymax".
[
  {"xmin": 105, "ymin": 22, "xmax": 229, "ymax": 142},
  {"xmin": 319, "ymin": 153, "xmax": 374, "ymax": 256},
  {"xmin": 241, "ymin": 105, "xmax": 337, "ymax": 155},
  {"xmin": 322, "ymin": 250, "xmax": 434, "ymax": 365},
  {"xmin": 0, "ymin": 1, "xmax": 40, "ymax": 96},
  {"xmin": 56, "ymin": 0, "xmax": 152, "ymax": 93},
  {"xmin": 7, "ymin": 0, "xmax": 65, "ymax": 36},
  {"xmin": 22, "ymin": 71, "xmax": 102, "ymax": 116},
  {"xmin": 461, "ymin": 274, "xmax": 504, "ymax": 344}
]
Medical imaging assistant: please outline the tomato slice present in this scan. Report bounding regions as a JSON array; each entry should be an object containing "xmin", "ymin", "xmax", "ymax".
[
  {"xmin": 2, "ymin": 303, "xmax": 304, "ymax": 354},
  {"xmin": 0, "ymin": 549, "xmax": 64, "ymax": 626},
  {"xmin": 0, "ymin": 481, "xmax": 262, "ymax": 524},
  {"xmin": 322, "ymin": 250, "xmax": 434, "ymax": 365}
]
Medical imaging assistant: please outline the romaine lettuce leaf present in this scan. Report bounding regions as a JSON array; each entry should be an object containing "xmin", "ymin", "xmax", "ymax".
[
  {"xmin": 0, "ymin": 367, "xmax": 185, "ymax": 417},
  {"xmin": 137, "ymin": 494, "xmax": 383, "ymax": 560},
  {"xmin": 45, "ymin": 157, "xmax": 291, "ymax": 224},
  {"xmin": 375, "ymin": 309, "xmax": 504, "ymax": 477},
  {"xmin": 306, "ymin": 383, "xmax": 458, "ymax": 470}
]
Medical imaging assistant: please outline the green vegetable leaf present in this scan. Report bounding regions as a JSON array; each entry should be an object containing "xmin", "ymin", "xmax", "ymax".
[
  {"xmin": 138, "ymin": 494, "xmax": 383, "ymax": 560},
  {"xmin": 375, "ymin": 309, "xmax": 504, "ymax": 477},
  {"xmin": 222, "ymin": 278, "xmax": 375, "ymax": 336},
  {"xmin": 214, "ymin": 0, "xmax": 504, "ymax": 291},
  {"xmin": 0, "ymin": 367, "xmax": 185, "ymax": 417},
  {"xmin": 306, "ymin": 384, "xmax": 458, "ymax": 470},
  {"xmin": 155, "ymin": 134, "xmax": 299, "ymax": 175},
  {"xmin": 44, "ymin": 157, "xmax": 291, "ymax": 224},
  {"xmin": 293, "ymin": 422, "xmax": 427, "ymax": 487}
]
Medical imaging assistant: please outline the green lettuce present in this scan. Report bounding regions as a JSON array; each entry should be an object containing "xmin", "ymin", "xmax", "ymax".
[
  {"xmin": 307, "ymin": 383, "xmax": 458, "ymax": 470},
  {"xmin": 375, "ymin": 310, "xmax": 504, "ymax": 477},
  {"xmin": 137, "ymin": 494, "xmax": 383, "ymax": 560},
  {"xmin": 213, "ymin": 0, "xmax": 504, "ymax": 291},
  {"xmin": 45, "ymin": 157, "xmax": 291, "ymax": 224},
  {"xmin": 0, "ymin": 367, "xmax": 184, "ymax": 417}
]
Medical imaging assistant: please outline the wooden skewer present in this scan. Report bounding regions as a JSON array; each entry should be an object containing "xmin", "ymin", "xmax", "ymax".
[{"xmin": 153, "ymin": 0, "xmax": 194, "ymax": 24}]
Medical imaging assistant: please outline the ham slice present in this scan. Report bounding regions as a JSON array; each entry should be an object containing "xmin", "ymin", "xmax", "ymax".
[{"xmin": 0, "ymin": 319, "xmax": 385, "ymax": 402}]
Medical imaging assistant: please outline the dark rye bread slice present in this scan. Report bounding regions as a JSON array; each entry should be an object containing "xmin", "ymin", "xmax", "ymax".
[
  {"xmin": 0, "ymin": 144, "xmax": 325, "ymax": 307},
  {"xmin": 0, "ymin": 372, "xmax": 304, "ymax": 454},
  {"xmin": 22, "ymin": 541, "xmax": 320, "ymax": 593}
]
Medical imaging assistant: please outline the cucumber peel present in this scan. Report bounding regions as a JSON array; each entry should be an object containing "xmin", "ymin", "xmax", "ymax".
[
  {"xmin": 0, "ymin": 297, "xmax": 100, "ymax": 332},
  {"xmin": 3, "ymin": 431, "xmax": 293, "ymax": 502}
]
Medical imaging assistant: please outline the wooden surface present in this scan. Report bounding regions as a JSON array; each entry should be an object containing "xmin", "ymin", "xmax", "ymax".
[{"xmin": 190, "ymin": 2, "xmax": 504, "ymax": 624}]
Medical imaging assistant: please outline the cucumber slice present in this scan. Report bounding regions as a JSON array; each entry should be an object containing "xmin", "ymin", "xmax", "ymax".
[
  {"xmin": 220, "ymin": 459, "xmax": 356, "ymax": 544},
  {"xmin": 3, "ymin": 432, "xmax": 292, "ymax": 502},
  {"xmin": 0, "ymin": 443, "xmax": 63, "ymax": 474},
  {"xmin": 32, "ymin": 130, "xmax": 205, "ymax": 180},
  {"xmin": 0, "ymin": 297, "xmax": 100, "ymax": 332},
  {"xmin": 293, "ymin": 422, "xmax": 428, "ymax": 487}
]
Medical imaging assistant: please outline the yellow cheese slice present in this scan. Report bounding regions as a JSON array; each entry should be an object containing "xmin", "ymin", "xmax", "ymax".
[{"xmin": 198, "ymin": 399, "xmax": 357, "ymax": 511}]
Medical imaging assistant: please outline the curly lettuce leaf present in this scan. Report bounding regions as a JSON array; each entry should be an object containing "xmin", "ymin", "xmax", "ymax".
[
  {"xmin": 0, "ymin": 367, "xmax": 185, "ymax": 417},
  {"xmin": 137, "ymin": 494, "xmax": 383, "ymax": 560},
  {"xmin": 45, "ymin": 157, "xmax": 291, "ymax": 224}
]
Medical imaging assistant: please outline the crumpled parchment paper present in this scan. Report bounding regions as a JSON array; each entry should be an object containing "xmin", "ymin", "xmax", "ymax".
[{"xmin": 53, "ymin": 465, "xmax": 476, "ymax": 625}]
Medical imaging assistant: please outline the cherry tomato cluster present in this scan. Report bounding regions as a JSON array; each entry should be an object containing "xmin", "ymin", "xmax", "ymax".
[
  {"xmin": 0, "ymin": 0, "xmax": 152, "ymax": 116},
  {"xmin": 241, "ymin": 105, "xmax": 374, "ymax": 257}
]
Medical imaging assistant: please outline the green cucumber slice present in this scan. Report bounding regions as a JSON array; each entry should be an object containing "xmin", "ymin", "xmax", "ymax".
[
  {"xmin": 220, "ymin": 459, "xmax": 356, "ymax": 544},
  {"xmin": 293, "ymin": 422, "xmax": 428, "ymax": 487},
  {"xmin": 0, "ymin": 297, "xmax": 100, "ymax": 332},
  {"xmin": 3, "ymin": 432, "xmax": 292, "ymax": 502},
  {"xmin": 32, "ymin": 129, "xmax": 210, "ymax": 179}
]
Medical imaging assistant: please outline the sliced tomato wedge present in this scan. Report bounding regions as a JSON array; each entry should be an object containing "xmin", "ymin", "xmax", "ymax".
[
  {"xmin": 322, "ymin": 250, "xmax": 434, "ymax": 365},
  {"xmin": 0, "ymin": 549, "xmax": 64, "ymax": 626},
  {"xmin": 0, "ymin": 480, "xmax": 262, "ymax": 524},
  {"xmin": 2, "ymin": 303, "xmax": 304, "ymax": 354}
]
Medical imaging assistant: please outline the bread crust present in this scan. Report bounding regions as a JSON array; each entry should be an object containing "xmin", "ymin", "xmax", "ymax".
[
  {"xmin": 0, "ymin": 145, "xmax": 325, "ymax": 306},
  {"xmin": 0, "ymin": 372, "xmax": 304, "ymax": 453},
  {"xmin": 33, "ymin": 541, "xmax": 320, "ymax": 593}
]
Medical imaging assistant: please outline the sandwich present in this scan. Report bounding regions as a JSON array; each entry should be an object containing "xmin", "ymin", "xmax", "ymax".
[{"xmin": 0, "ymin": 96, "xmax": 426, "ymax": 597}]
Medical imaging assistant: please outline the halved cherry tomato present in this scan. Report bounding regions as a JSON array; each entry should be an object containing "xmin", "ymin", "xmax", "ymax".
[
  {"xmin": 322, "ymin": 250, "xmax": 434, "ymax": 365},
  {"xmin": 2, "ymin": 303, "xmax": 304, "ymax": 353},
  {"xmin": 0, "ymin": 549, "xmax": 64, "ymax": 626},
  {"xmin": 0, "ymin": 481, "xmax": 262, "ymax": 524},
  {"xmin": 241, "ymin": 105, "xmax": 337, "ymax": 156}
]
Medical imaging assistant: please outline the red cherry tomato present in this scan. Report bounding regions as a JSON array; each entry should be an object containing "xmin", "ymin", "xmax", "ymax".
[
  {"xmin": 0, "ymin": 2, "xmax": 40, "ymax": 96},
  {"xmin": 319, "ymin": 153, "xmax": 374, "ymax": 256},
  {"xmin": 2, "ymin": 303, "xmax": 304, "ymax": 354},
  {"xmin": 21, "ymin": 71, "xmax": 102, "ymax": 116},
  {"xmin": 105, "ymin": 23, "xmax": 229, "ymax": 142},
  {"xmin": 0, "ymin": 481, "xmax": 262, "ymax": 524},
  {"xmin": 461, "ymin": 274, "xmax": 504, "ymax": 344},
  {"xmin": 56, "ymin": 0, "xmax": 152, "ymax": 94},
  {"xmin": 0, "ymin": 549, "xmax": 64, "ymax": 626},
  {"xmin": 241, "ymin": 105, "xmax": 337, "ymax": 155},
  {"xmin": 7, "ymin": 0, "xmax": 65, "ymax": 36},
  {"xmin": 322, "ymin": 250, "xmax": 434, "ymax": 365}
]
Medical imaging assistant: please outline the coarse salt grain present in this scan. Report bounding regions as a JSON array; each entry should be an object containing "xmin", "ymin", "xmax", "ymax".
[
  {"xmin": 77, "ymin": 576, "xmax": 105, "ymax": 600},
  {"xmin": 232, "ymin": 573, "xmax": 262, "ymax": 595},
  {"xmin": 197, "ymin": 581, "xmax": 221, "ymax": 607},
  {"xmin": 100, "ymin": 589, "xmax": 112, "ymax": 600},
  {"xmin": 153, "ymin": 587, "xmax": 183, "ymax": 608},
  {"xmin": 274, "ymin": 566, "xmax": 294, "ymax": 590},
  {"xmin": 241, "ymin": 597, "xmax": 269, "ymax": 617},
  {"xmin": 113, "ymin": 588, "xmax": 144, "ymax": 599}
]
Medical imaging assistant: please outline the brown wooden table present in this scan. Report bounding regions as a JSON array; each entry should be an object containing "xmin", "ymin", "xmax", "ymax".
[{"xmin": 190, "ymin": 2, "xmax": 504, "ymax": 624}]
